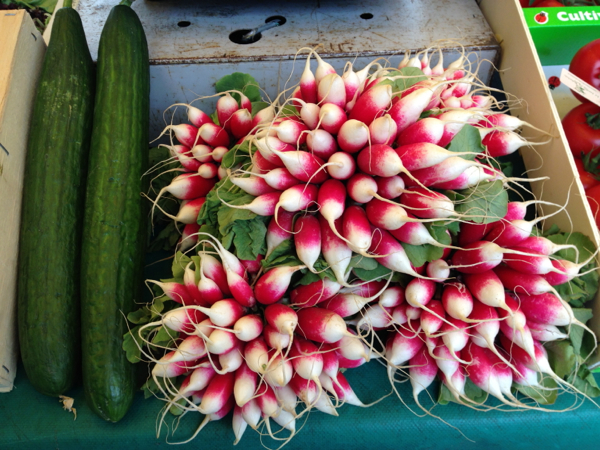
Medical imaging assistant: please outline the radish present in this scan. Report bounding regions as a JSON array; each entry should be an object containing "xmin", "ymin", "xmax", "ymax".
[
  {"xmin": 328, "ymin": 371, "xmax": 366, "ymax": 407},
  {"xmin": 327, "ymin": 152, "xmax": 356, "ymax": 180},
  {"xmin": 165, "ymin": 123, "xmax": 201, "ymax": 148},
  {"xmin": 198, "ymin": 163, "xmax": 219, "ymax": 179},
  {"xmin": 300, "ymin": 54, "xmax": 317, "ymax": 103},
  {"xmin": 341, "ymin": 205, "xmax": 373, "ymax": 256},
  {"xmin": 368, "ymin": 226, "xmax": 423, "ymax": 278},
  {"xmin": 527, "ymin": 320, "xmax": 569, "ymax": 341},
  {"xmin": 389, "ymin": 85, "xmax": 440, "ymax": 133},
  {"xmin": 239, "ymin": 255, "xmax": 263, "ymax": 275},
  {"xmin": 195, "ymin": 273, "xmax": 223, "ymax": 306},
  {"xmin": 187, "ymin": 105, "xmax": 214, "ymax": 128},
  {"xmin": 198, "ymin": 123, "xmax": 230, "ymax": 148},
  {"xmin": 254, "ymin": 265, "xmax": 305, "ymax": 305},
  {"xmin": 385, "ymin": 320, "xmax": 424, "ymax": 367},
  {"xmin": 300, "ymin": 102, "xmax": 321, "ymax": 130},
  {"xmin": 441, "ymin": 283, "xmax": 474, "ymax": 321},
  {"xmin": 265, "ymin": 303, "xmax": 299, "ymax": 344},
  {"xmin": 440, "ymin": 317, "xmax": 469, "ymax": 354},
  {"xmin": 275, "ymin": 184, "xmax": 319, "ymax": 216},
  {"xmin": 182, "ymin": 262, "xmax": 208, "ymax": 307},
  {"xmin": 337, "ymin": 119, "xmax": 370, "ymax": 153},
  {"xmin": 353, "ymin": 304, "xmax": 394, "ymax": 331},
  {"xmin": 217, "ymin": 191, "xmax": 282, "ymax": 217},
  {"xmin": 204, "ymin": 328, "xmax": 238, "ymax": 355},
  {"xmin": 147, "ymin": 279, "xmax": 194, "ymax": 305},
  {"xmin": 151, "ymin": 174, "xmax": 217, "ymax": 222},
  {"xmin": 268, "ymin": 149, "xmax": 328, "ymax": 184},
  {"xmin": 306, "ymin": 129, "xmax": 338, "ymax": 159},
  {"xmin": 252, "ymin": 105, "xmax": 276, "ymax": 128},
  {"xmin": 379, "ymin": 285, "xmax": 405, "ymax": 308},
  {"xmin": 336, "ymin": 332, "xmax": 371, "ymax": 362},
  {"xmin": 357, "ymin": 144, "xmax": 405, "ymax": 178},
  {"xmin": 228, "ymin": 174, "xmax": 278, "ymax": 196},
  {"xmin": 449, "ymin": 240, "xmax": 505, "ymax": 274},
  {"xmin": 426, "ymin": 259, "xmax": 450, "ymax": 282},
  {"xmin": 319, "ymin": 215, "xmax": 353, "ymax": 286},
  {"xmin": 420, "ymin": 299, "xmax": 446, "ymax": 337},
  {"xmin": 244, "ymin": 337, "xmax": 269, "ymax": 375},
  {"xmin": 232, "ymin": 406, "xmax": 248, "ymax": 445},
  {"xmin": 318, "ymin": 102, "xmax": 347, "ymax": 135},
  {"xmin": 254, "ymin": 135, "xmax": 295, "ymax": 165},
  {"xmin": 396, "ymin": 116, "xmax": 445, "ymax": 146},
  {"xmin": 406, "ymin": 156, "xmax": 487, "ymax": 188},
  {"xmin": 294, "ymin": 214, "xmax": 321, "ymax": 272},
  {"xmin": 288, "ymin": 337, "xmax": 324, "ymax": 387},
  {"xmin": 165, "ymin": 144, "xmax": 201, "ymax": 172},
  {"xmin": 268, "ymin": 118, "xmax": 309, "ymax": 146},
  {"xmin": 232, "ymin": 314, "xmax": 264, "ymax": 342},
  {"xmin": 493, "ymin": 264, "xmax": 555, "ymax": 296},
  {"xmin": 179, "ymin": 222, "xmax": 200, "ymax": 252},
  {"xmin": 482, "ymin": 129, "xmax": 532, "ymax": 158},
  {"xmin": 158, "ymin": 307, "xmax": 207, "ymax": 334},
  {"xmin": 169, "ymin": 335, "xmax": 208, "ymax": 363},
  {"xmin": 218, "ymin": 342, "xmax": 244, "ymax": 373},
  {"xmin": 266, "ymin": 209, "xmax": 295, "ymax": 257},
  {"xmin": 369, "ymin": 114, "xmax": 398, "ymax": 145},
  {"xmin": 341, "ymin": 62, "xmax": 361, "ymax": 103},
  {"xmin": 296, "ymin": 307, "xmax": 353, "ymax": 343},
  {"xmin": 216, "ymin": 92, "xmax": 239, "ymax": 132},
  {"xmin": 399, "ymin": 187, "xmax": 455, "ymax": 219},
  {"xmin": 289, "ymin": 278, "xmax": 342, "ymax": 308},
  {"xmin": 322, "ymin": 292, "xmax": 379, "ymax": 318},
  {"xmin": 230, "ymin": 109, "xmax": 253, "ymax": 139},
  {"xmin": 348, "ymin": 83, "xmax": 393, "ymax": 125},
  {"xmin": 395, "ymin": 142, "xmax": 477, "ymax": 172},
  {"xmin": 347, "ymin": 173, "xmax": 379, "ymax": 204},
  {"xmin": 462, "ymin": 270, "xmax": 509, "ymax": 312},
  {"xmin": 241, "ymin": 398, "xmax": 262, "ymax": 430},
  {"xmin": 365, "ymin": 197, "xmax": 413, "ymax": 231},
  {"xmin": 376, "ymin": 175, "xmax": 405, "ymax": 200},
  {"xmin": 408, "ymin": 345, "xmax": 439, "ymax": 413},
  {"xmin": 264, "ymin": 349, "xmax": 293, "ymax": 387},
  {"xmin": 389, "ymin": 216, "xmax": 453, "ymax": 248}
]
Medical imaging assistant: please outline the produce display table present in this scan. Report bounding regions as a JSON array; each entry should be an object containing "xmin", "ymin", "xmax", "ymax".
[{"xmin": 3, "ymin": 0, "xmax": 600, "ymax": 448}]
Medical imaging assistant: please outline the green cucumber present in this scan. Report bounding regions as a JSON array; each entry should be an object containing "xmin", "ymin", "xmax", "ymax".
[
  {"xmin": 17, "ymin": 6, "xmax": 95, "ymax": 397},
  {"xmin": 81, "ymin": 3, "xmax": 149, "ymax": 422}
]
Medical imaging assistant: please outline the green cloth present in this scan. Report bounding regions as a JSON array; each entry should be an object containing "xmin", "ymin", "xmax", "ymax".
[{"xmin": 2, "ymin": 359, "xmax": 600, "ymax": 450}]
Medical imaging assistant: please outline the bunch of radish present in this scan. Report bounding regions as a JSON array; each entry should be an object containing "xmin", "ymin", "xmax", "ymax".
[{"xmin": 132, "ymin": 46, "xmax": 600, "ymax": 445}]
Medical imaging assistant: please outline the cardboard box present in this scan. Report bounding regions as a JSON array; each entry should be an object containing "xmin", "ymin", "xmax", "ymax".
[
  {"xmin": 0, "ymin": 10, "xmax": 46, "ymax": 393},
  {"xmin": 479, "ymin": 0, "xmax": 600, "ymax": 366},
  {"xmin": 523, "ymin": 6, "xmax": 600, "ymax": 65}
]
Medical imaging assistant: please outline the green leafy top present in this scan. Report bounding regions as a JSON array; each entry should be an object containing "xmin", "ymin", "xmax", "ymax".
[
  {"xmin": 215, "ymin": 72, "xmax": 262, "ymax": 105},
  {"xmin": 379, "ymin": 67, "xmax": 428, "ymax": 95}
]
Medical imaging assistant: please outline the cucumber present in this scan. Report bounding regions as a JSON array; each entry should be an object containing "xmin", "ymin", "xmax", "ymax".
[
  {"xmin": 81, "ymin": 3, "xmax": 149, "ymax": 422},
  {"xmin": 17, "ymin": 6, "xmax": 95, "ymax": 397}
]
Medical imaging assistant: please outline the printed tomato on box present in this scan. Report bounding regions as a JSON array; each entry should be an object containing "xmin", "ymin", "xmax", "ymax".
[
  {"xmin": 569, "ymin": 38, "xmax": 600, "ymax": 103},
  {"xmin": 562, "ymin": 102, "xmax": 600, "ymax": 159}
]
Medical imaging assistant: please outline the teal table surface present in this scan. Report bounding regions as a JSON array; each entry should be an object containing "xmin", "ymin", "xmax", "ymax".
[{"xmin": 2, "ymin": 359, "xmax": 600, "ymax": 450}]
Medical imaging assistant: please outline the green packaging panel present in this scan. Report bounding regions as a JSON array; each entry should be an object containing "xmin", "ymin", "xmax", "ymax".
[{"xmin": 524, "ymin": 7, "xmax": 600, "ymax": 65}]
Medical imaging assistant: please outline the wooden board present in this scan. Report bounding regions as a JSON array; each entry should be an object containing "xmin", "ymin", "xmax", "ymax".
[{"xmin": 0, "ymin": 10, "xmax": 46, "ymax": 392}]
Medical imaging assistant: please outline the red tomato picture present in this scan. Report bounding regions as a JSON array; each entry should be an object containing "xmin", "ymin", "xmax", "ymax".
[
  {"xmin": 574, "ymin": 158, "xmax": 600, "ymax": 190},
  {"xmin": 562, "ymin": 102, "xmax": 600, "ymax": 159},
  {"xmin": 569, "ymin": 39, "xmax": 600, "ymax": 103}
]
